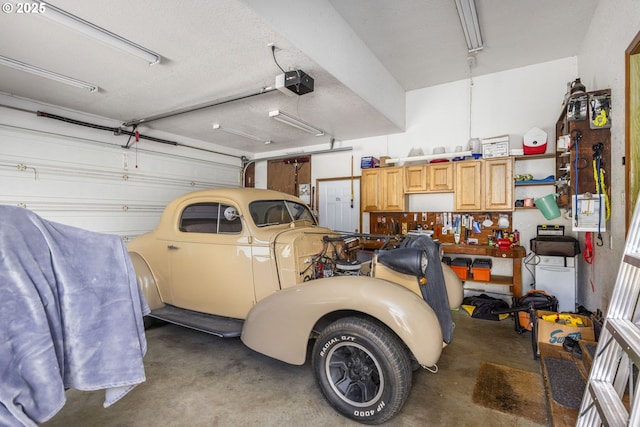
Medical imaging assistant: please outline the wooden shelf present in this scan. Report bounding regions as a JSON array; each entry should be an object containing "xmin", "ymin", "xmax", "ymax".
[
  {"xmin": 513, "ymin": 153, "xmax": 556, "ymax": 160},
  {"xmin": 442, "ymin": 244, "xmax": 525, "ymax": 297},
  {"xmin": 465, "ymin": 275, "xmax": 514, "ymax": 286},
  {"xmin": 514, "ymin": 181, "xmax": 555, "ymax": 186}
]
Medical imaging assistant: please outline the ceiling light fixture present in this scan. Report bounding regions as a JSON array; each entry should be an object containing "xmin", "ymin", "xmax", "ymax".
[
  {"xmin": 269, "ymin": 110, "xmax": 324, "ymax": 136},
  {"xmin": 454, "ymin": 0, "xmax": 483, "ymax": 52},
  {"xmin": 213, "ymin": 124, "xmax": 271, "ymax": 145},
  {"xmin": 0, "ymin": 55, "xmax": 98, "ymax": 92},
  {"xmin": 27, "ymin": 0, "xmax": 161, "ymax": 65}
]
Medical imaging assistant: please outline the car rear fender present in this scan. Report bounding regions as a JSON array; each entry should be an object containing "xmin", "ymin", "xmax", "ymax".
[
  {"xmin": 129, "ymin": 252, "xmax": 164, "ymax": 311},
  {"xmin": 241, "ymin": 276, "xmax": 444, "ymax": 366}
]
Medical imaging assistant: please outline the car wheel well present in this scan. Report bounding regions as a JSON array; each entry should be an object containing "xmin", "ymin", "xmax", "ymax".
[{"xmin": 310, "ymin": 310, "xmax": 417, "ymax": 364}]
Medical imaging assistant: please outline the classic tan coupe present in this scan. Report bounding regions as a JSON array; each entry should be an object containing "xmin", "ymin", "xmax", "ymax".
[{"xmin": 128, "ymin": 188, "xmax": 462, "ymax": 424}]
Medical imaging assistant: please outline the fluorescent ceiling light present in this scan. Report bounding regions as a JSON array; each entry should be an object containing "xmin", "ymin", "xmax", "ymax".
[
  {"xmin": 213, "ymin": 124, "xmax": 271, "ymax": 145},
  {"xmin": 0, "ymin": 55, "xmax": 98, "ymax": 92},
  {"xmin": 269, "ymin": 110, "xmax": 324, "ymax": 137},
  {"xmin": 25, "ymin": 0, "xmax": 161, "ymax": 65},
  {"xmin": 455, "ymin": 0, "xmax": 483, "ymax": 52}
]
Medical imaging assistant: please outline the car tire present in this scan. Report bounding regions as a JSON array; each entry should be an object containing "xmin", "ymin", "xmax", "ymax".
[{"xmin": 312, "ymin": 316, "xmax": 412, "ymax": 425}]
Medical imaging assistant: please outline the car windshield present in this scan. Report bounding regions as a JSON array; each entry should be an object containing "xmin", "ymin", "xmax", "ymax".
[{"xmin": 250, "ymin": 200, "xmax": 317, "ymax": 227}]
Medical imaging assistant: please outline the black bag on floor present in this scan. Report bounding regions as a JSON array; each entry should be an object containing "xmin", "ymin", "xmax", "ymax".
[
  {"xmin": 462, "ymin": 294, "xmax": 509, "ymax": 321},
  {"xmin": 513, "ymin": 290, "xmax": 558, "ymax": 333}
]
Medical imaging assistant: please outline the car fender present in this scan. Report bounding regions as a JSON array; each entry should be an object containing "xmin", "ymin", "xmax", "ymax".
[
  {"xmin": 129, "ymin": 252, "xmax": 164, "ymax": 310},
  {"xmin": 442, "ymin": 262, "xmax": 464, "ymax": 308},
  {"xmin": 241, "ymin": 276, "xmax": 444, "ymax": 367}
]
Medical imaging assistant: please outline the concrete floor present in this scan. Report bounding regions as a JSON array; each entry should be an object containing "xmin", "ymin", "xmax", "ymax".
[{"xmin": 43, "ymin": 310, "xmax": 548, "ymax": 426}]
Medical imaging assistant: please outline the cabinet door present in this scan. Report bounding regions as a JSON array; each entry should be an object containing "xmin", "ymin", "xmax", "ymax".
[
  {"xmin": 361, "ymin": 169, "xmax": 380, "ymax": 212},
  {"xmin": 429, "ymin": 163, "xmax": 454, "ymax": 192},
  {"xmin": 455, "ymin": 161, "xmax": 482, "ymax": 211},
  {"xmin": 483, "ymin": 158, "xmax": 514, "ymax": 211},
  {"xmin": 382, "ymin": 167, "xmax": 405, "ymax": 211},
  {"xmin": 404, "ymin": 165, "xmax": 428, "ymax": 193}
]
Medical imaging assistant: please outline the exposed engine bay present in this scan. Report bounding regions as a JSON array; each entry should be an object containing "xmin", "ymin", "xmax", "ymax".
[{"xmin": 300, "ymin": 233, "xmax": 432, "ymax": 281}]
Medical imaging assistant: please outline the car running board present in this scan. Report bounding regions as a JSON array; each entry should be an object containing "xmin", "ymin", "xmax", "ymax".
[{"xmin": 149, "ymin": 305, "xmax": 243, "ymax": 338}]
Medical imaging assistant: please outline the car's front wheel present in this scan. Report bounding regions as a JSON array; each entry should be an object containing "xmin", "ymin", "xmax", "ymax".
[{"xmin": 312, "ymin": 317, "xmax": 412, "ymax": 425}]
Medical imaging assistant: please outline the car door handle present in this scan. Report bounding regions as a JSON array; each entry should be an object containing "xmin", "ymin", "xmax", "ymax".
[{"xmin": 167, "ymin": 244, "xmax": 179, "ymax": 250}]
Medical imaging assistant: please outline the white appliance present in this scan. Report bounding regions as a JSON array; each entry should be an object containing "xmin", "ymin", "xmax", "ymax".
[{"xmin": 535, "ymin": 255, "xmax": 577, "ymax": 312}]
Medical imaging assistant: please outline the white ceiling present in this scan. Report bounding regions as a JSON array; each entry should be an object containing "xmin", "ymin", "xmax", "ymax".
[{"xmin": 0, "ymin": 0, "xmax": 598, "ymax": 155}]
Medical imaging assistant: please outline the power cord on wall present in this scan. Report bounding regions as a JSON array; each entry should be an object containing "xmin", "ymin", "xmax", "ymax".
[{"xmin": 523, "ymin": 252, "xmax": 540, "ymax": 291}]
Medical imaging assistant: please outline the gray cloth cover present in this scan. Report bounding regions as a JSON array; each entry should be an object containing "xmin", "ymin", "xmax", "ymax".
[
  {"xmin": 0, "ymin": 205, "xmax": 149, "ymax": 426},
  {"xmin": 401, "ymin": 235, "xmax": 454, "ymax": 343}
]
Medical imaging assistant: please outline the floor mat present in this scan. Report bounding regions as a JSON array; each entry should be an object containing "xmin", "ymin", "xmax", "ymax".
[
  {"xmin": 543, "ymin": 357, "xmax": 585, "ymax": 409},
  {"xmin": 472, "ymin": 362, "xmax": 547, "ymax": 424}
]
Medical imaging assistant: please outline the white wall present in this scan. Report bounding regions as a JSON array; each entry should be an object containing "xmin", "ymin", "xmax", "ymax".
[
  {"xmin": 0, "ymin": 94, "xmax": 243, "ymax": 239},
  {"xmin": 573, "ymin": 0, "xmax": 640, "ymax": 312},
  {"xmin": 256, "ymin": 57, "xmax": 578, "ymax": 292}
]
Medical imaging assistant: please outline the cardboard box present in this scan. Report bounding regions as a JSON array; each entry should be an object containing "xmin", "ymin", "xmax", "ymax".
[
  {"xmin": 536, "ymin": 310, "xmax": 595, "ymax": 347},
  {"xmin": 481, "ymin": 135, "xmax": 510, "ymax": 158},
  {"xmin": 360, "ymin": 156, "xmax": 380, "ymax": 169},
  {"xmin": 379, "ymin": 156, "xmax": 392, "ymax": 167}
]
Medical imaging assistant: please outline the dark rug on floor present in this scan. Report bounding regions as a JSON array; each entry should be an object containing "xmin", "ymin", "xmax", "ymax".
[
  {"xmin": 543, "ymin": 357, "xmax": 586, "ymax": 409},
  {"xmin": 472, "ymin": 362, "xmax": 547, "ymax": 424}
]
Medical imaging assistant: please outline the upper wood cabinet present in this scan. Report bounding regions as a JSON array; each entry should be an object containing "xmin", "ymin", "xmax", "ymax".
[
  {"xmin": 483, "ymin": 158, "xmax": 514, "ymax": 210},
  {"xmin": 454, "ymin": 161, "xmax": 483, "ymax": 211},
  {"xmin": 454, "ymin": 158, "xmax": 514, "ymax": 211},
  {"xmin": 361, "ymin": 169, "xmax": 381, "ymax": 212},
  {"xmin": 404, "ymin": 163, "xmax": 454, "ymax": 194},
  {"xmin": 361, "ymin": 166, "xmax": 406, "ymax": 212},
  {"xmin": 429, "ymin": 163, "xmax": 454, "ymax": 192},
  {"xmin": 404, "ymin": 165, "xmax": 429, "ymax": 193}
]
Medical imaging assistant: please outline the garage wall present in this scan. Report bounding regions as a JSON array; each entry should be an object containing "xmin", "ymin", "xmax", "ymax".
[
  {"xmin": 0, "ymin": 94, "xmax": 243, "ymax": 239},
  {"xmin": 573, "ymin": 0, "xmax": 640, "ymax": 312}
]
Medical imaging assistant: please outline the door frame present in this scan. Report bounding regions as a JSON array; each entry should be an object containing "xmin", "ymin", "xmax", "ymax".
[{"xmin": 625, "ymin": 31, "xmax": 640, "ymax": 232}]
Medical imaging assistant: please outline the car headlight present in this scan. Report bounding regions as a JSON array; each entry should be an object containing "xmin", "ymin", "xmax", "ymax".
[{"xmin": 377, "ymin": 248, "xmax": 428, "ymax": 277}]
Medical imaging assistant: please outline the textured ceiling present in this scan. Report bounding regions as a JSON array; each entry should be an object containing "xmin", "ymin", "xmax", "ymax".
[{"xmin": 0, "ymin": 0, "xmax": 598, "ymax": 155}]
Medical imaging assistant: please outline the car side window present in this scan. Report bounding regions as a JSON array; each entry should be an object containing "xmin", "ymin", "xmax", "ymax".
[
  {"xmin": 179, "ymin": 203, "xmax": 241, "ymax": 234},
  {"xmin": 249, "ymin": 200, "xmax": 316, "ymax": 227}
]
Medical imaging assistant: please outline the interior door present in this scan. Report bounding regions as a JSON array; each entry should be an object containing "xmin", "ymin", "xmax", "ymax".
[
  {"xmin": 317, "ymin": 178, "xmax": 360, "ymax": 232},
  {"xmin": 168, "ymin": 201, "xmax": 255, "ymax": 319},
  {"xmin": 267, "ymin": 158, "xmax": 311, "ymax": 196}
]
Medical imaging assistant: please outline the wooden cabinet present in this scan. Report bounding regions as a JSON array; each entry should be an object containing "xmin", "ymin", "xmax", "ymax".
[
  {"xmin": 361, "ymin": 169, "xmax": 381, "ymax": 212},
  {"xmin": 454, "ymin": 158, "xmax": 513, "ymax": 211},
  {"xmin": 483, "ymin": 158, "xmax": 513, "ymax": 210},
  {"xmin": 404, "ymin": 165, "xmax": 428, "ymax": 193},
  {"xmin": 429, "ymin": 163, "xmax": 454, "ymax": 192},
  {"xmin": 455, "ymin": 160, "xmax": 482, "ymax": 210},
  {"xmin": 404, "ymin": 163, "xmax": 454, "ymax": 194},
  {"xmin": 361, "ymin": 167, "xmax": 406, "ymax": 212}
]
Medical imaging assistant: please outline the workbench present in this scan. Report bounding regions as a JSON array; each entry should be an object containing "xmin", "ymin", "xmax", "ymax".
[{"xmin": 442, "ymin": 244, "xmax": 526, "ymax": 297}]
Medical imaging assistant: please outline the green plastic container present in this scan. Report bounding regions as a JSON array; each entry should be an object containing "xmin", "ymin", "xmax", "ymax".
[{"xmin": 535, "ymin": 193, "xmax": 561, "ymax": 220}]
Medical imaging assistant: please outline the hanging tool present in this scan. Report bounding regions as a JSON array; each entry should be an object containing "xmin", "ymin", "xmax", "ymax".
[
  {"xmin": 592, "ymin": 142, "xmax": 610, "ymax": 246},
  {"xmin": 570, "ymin": 130, "xmax": 582, "ymax": 227}
]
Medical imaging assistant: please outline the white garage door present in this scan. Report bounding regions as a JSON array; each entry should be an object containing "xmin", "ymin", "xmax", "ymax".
[{"xmin": 1, "ymin": 104, "xmax": 243, "ymax": 240}]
